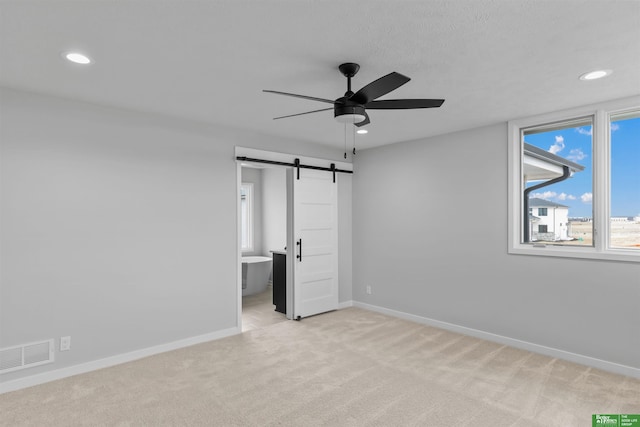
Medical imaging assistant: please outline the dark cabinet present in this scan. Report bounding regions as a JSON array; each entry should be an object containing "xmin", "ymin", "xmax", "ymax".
[{"xmin": 272, "ymin": 252, "xmax": 286, "ymax": 314}]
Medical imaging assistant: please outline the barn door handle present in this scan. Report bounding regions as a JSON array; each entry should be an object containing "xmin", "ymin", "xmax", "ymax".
[{"xmin": 296, "ymin": 239, "xmax": 302, "ymax": 261}]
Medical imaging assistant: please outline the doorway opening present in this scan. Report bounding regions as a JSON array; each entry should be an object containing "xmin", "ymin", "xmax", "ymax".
[
  {"xmin": 236, "ymin": 147, "xmax": 351, "ymax": 331},
  {"xmin": 239, "ymin": 162, "xmax": 288, "ymax": 332}
]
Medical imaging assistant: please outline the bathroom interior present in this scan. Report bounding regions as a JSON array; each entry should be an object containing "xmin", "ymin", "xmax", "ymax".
[{"xmin": 240, "ymin": 165, "xmax": 288, "ymax": 331}]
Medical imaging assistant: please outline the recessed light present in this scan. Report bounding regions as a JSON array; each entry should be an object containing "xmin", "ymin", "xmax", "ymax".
[
  {"xmin": 356, "ymin": 129, "xmax": 368, "ymax": 134},
  {"xmin": 64, "ymin": 52, "xmax": 92, "ymax": 65},
  {"xmin": 579, "ymin": 69, "xmax": 612, "ymax": 81}
]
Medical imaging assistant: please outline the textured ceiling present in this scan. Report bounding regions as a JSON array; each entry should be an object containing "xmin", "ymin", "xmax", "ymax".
[{"xmin": 1, "ymin": 0, "xmax": 639, "ymax": 150}]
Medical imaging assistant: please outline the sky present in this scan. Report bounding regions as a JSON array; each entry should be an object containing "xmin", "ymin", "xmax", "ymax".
[{"xmin": 524, "ymin": 116, "xmax": 640, "ymax": 218}]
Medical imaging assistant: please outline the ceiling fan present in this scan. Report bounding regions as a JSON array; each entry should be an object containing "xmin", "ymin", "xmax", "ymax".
[{"xmin": 263, "ymin": 62, "xmax": 444, "ymax": 127}]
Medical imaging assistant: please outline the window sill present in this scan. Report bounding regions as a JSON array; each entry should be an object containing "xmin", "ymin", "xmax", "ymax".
[{"xmin": 509, "ymin": 245, "xmax": 640, "ymax": 263}]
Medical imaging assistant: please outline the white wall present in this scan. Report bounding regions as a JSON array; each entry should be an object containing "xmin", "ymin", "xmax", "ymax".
[
  {"xmin": 0, "ymin": 87, "xmax": 352, "ymax": 384},
  {"xmin": 352, "ymin": 123, "xmax": 640, "ymax": 373},
  {"xmin": 261, "ymin": 167, "xmax": 286, "ymax": 255},
  {"xmin": 338, "ymin": 173, "xmax": 353, "ymax": 304}
]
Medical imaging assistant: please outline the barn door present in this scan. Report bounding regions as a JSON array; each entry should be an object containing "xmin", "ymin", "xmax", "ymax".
[{"xmin": 288, "ymin": 168, "xmax": 339, "ymax": 319}]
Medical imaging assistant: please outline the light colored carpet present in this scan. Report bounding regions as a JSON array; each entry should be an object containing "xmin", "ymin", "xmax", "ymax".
[{"xmin": 1, "ymin": 307, "xmax": 638, "ymax": 426}]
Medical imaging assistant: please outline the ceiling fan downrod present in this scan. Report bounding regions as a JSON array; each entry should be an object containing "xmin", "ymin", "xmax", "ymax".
[{"xmin": 338, "ymin": 62, "xmax": 360, "ymax": 96}]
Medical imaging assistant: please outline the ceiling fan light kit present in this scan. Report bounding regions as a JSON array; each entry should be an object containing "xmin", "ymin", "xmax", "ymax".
[
  {"xmin": 263, "ymin": 62, "xmax": 445, "ymax": 128},
  {"xmin": 334, "ymin": 106, "xmax": 366, "ymax": 124}
]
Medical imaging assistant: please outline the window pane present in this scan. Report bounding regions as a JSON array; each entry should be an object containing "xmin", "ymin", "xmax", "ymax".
[
  {"xmin": 241, "ymin": 195, "xmax": 248, "ymax": 248},
  {"xmin": 240, "ymin": 184, "xmax": 252, "ymax": 251},
  {"xmin": 610, "ymin": 112, "xmax": 640, "ymax": 249},
  {"xmin": 522, "ymin": 119, "xmax": 593, "ymax": 246}
]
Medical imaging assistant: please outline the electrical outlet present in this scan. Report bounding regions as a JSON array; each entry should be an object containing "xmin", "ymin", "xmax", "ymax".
[
  {"xmin": 366, "ymin": 285, "xmax": 372, "ymax": 295},
  {"xmin": 60, "ymin": 336, "xmax": 71, "ymax": 351}
]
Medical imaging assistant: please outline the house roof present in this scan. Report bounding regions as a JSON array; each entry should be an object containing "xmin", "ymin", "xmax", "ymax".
[
  {"xmin": 528, "ymin": 197, "xmax": 569, "ymax": 208},
  {"xmin": 524, "ymin": 143, "xmax": 584, "ymax": 172},
  {"xmin": 523, "ymin": 143, "xmax": 585, "ymax": 183}
]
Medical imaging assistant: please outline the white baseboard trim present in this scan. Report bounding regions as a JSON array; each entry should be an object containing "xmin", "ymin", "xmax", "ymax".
[
  {"xmin": 353, "ymin": 301, "xmax": 640, "ymax": 379},
  {"xmin": 338, "ymin": 300, "xmax": 354, "ymax": 310},
  {"xmin": 0, "ymin": 326, "xmax": 241, "ymax": 395}
]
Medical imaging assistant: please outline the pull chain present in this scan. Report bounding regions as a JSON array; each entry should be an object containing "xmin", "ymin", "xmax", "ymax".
[
  {"xmin": 352, "ymin": 117, "xmax": 356, "ymax": 156},
  {"xmin": 344, "ymin": 122, "xmax": 347, "ymax": 159}
]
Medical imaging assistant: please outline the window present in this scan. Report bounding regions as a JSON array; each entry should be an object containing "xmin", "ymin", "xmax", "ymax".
[
  {"xmin": 508, "ymin": 97, "xmax": 640, "ymax": 262},
  {"xmin": 240, "ymin": 183, "xmax": 253, "ymax": 252},
  {"xmin": 522, "ymin": 117, "xmax": 592, "ymax": 247},
  {"xmin": 610, "ymin": 111, "xmax": 640, "ymax": 249}
]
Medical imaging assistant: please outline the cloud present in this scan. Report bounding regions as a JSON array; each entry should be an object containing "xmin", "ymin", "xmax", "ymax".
[
  {"xmin": 567, "ymin": 148, "xmax": 587, "ymax": 162},
  {"xmin": 533, "ymin": 191, "xmax": 580, "ymax": 202},
  {"xmin": 556, "ymin": 193, "xmax": 577, "ymax": 201},
  {"xmin": 611, "ymin": 123, "xmax": 620, "ymax": 132},
  {"xmin": 531, "ymin": 191, "xmax": 557, "ymax": 200},
  {"xmin": 549, "ymin": 135, "xmax": 564, "ymax": 154},
  {"xmin": 581, "ymin": 192, "xmax": 593, "ymax": 203}
]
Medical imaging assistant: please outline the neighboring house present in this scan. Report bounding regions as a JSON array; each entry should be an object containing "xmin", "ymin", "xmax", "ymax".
[{"xmin": 528, "ymin": 198, "xmax": 570, "ymax": 241}]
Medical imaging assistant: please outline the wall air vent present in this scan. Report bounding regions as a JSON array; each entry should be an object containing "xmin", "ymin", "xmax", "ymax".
[{"xmin": 0, "ymin": 339, "xmax": 54, "ymax": 374}]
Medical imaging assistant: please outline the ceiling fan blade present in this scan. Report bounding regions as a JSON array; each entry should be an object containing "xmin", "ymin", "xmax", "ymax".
[
  {"xmin": 349, "ymin": 72, "xmax": 410, "ymax": 105},
  {"xmin": 263, "ymin": 90, "xmax": 337, "ymax": 105},
  {"xmin": 273, "ymin": 107, "xmax": 334, "ymax": 120},
  {"xmin": 355, "ymin": 112, "xmax": 370, "ymax": 127},
  {"xmin": 365, "ymin": 99, "xmax": 445, "ymax": 109}
]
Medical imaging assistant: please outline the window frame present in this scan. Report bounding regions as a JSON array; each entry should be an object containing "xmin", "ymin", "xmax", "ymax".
[
  {"xmin": 240, "ymin": 182, "xmax": 254, "ymax": 252},
  {"xmin": 508, "ymin": 96, "xmax": 640, "ymax": 263}
]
